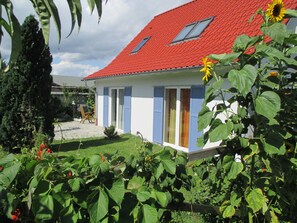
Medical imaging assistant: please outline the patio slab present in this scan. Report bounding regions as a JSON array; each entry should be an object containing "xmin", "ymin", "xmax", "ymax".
[{"xmin": 54, "ymin": 121, "xmax": 105, "ymax": 140}]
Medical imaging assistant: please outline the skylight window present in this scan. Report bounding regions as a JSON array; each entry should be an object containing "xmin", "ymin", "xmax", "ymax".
[
  {"xmin": 131, "ymin": 36, "xmax": 151, "ymax": 53},
  {"xmin": 172, "ymin": 17, "xmax": 213, "ymax": 43}
]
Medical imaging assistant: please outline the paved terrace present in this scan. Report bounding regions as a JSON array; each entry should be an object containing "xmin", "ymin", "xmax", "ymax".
[{"xmin": 54, "ymin": 121, "xmax": 105, "ymax": 140}]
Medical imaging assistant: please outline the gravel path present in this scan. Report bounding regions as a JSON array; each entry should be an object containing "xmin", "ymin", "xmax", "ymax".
[{"xmin": 54, "ymin": 121, "xmax": 105, "ymax": 140}]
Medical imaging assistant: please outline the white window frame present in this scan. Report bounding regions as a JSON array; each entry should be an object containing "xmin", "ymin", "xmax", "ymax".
[{"xmin": 163, "ymin": 86, "xmax": 190, "ymax": 152}]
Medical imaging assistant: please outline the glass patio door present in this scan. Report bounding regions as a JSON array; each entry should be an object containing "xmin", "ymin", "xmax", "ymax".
[
  {"xmin": 111, "ymin": 88, "xmax": 124, "ymax": 130},
  {"xmin": 164, "ymin": 88, "xmax": 190, "ymax": 149}
]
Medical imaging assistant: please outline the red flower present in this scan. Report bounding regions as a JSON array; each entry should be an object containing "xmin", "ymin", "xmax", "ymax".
[
  {"xmin": 67, "ymin": 171, "xmax": 73, "ymax": 177},
  {"xmin": 39, "ymin": 143, "xmax": 47, "ymax": 150},
  {"xmin": 0, "ymin": 165, "xmax": 3, "ymax": 172},
  {"xmin": 46, "ymin": 148, "xmax": 52, "ymax": 153},
  {"xmin": 262, "ymin": 168, "xmax": 267, "ymax": 173},
  {"xmin": 11, "ymin": 208, "xmax": 21, "ymax": 222},
  {"xmin": 101, "ymin": 155, "xmax": 105, "ymax": 162}
]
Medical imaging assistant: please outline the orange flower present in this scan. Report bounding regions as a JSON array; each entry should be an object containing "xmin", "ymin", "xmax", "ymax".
[
  {"xmin": 200, "ymin": 57, "xmax": 213, "ymax": 82},
  {"xmin": 269, "ymin": 71, "xmax": 278, "ymax": 77}
]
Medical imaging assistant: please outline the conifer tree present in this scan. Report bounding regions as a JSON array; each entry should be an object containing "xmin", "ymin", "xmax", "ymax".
[{"xmin": 0, "ymin": 15, "xmax": 54, "ymax": 150}]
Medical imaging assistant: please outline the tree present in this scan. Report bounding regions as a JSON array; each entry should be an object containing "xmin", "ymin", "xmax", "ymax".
[
  {"xmin": 0, "ymin": 0, "xmax": 105, "ymax": 64},
  {"xmin": 0, "ymin": 15, "xmax": 53, "ymax": 150}
]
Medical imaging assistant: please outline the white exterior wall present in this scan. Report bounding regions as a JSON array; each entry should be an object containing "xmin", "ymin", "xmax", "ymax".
[{"xmin": 95, "ymin": 69, "xmax": 202, "ymax": 142}]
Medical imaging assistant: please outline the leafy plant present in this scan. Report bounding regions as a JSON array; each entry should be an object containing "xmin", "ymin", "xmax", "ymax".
[
  {"xmin": 104, "ymin": 125, "xmax": 118, "ymax": 139},
  {"xmin": 197, "ymin": 2, "xmax": 297, "ymax": 222},
  {"xmin": 0, "ymin": 141, "xmax": 192, "ymax": 222}
]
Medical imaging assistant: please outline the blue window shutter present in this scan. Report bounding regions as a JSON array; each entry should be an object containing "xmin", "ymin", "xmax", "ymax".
[
  {"xmin": 189, "ymin": 85, "xmax": 205, "ymax": 152},
  {"xmin": 124, "ymin": 87, "xmax": 132, "ymax": 133},
  {"xmin": 103, "ymin": 87, "xmax": 109, "ymax": 127},
  {"xmin": 153, "ymin": 86, "xmax": 164, "ymax": 144}
]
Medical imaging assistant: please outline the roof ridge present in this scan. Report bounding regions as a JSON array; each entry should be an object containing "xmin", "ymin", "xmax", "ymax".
[{"xmin": 154, "ymin": 0, "xmax": 197, "ymax": 18}]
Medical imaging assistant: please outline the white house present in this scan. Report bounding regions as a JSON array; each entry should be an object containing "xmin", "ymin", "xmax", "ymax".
[{"xmin": 84, "ymin": 0, "xmax": 297, "ymax": 152}]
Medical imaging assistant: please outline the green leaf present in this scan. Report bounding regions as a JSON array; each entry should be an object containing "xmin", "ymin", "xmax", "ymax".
[
  {"xmin": 223, "ymin": 155, "xmax": 243, "ymax": 180},
  {"xmin": 142, "ymin": 204, "xmax": 158, "ymax": 223},
  {"xmin": 107, "ymin": 179, "xmax": 125, "ymax": 206},
  {"xmin": 285, "ymin": 9, "xmax": 297, "ymax": 18},
  {"xmin": 290, "ymin": 158, "xmax": 297, "ymax": 167},
  {"xmin": 33, "ymin": 195, "xmax": 54, "ymax": 221},
  {"xmin": 209, "ymin": 52, "xmax": 241, "ymax": 65},
  {"xmin": 263, "ymin": 132, "xmax": 286, "ymax": 155},
  {"xmin": 223, "ymin": 205, "xmax": 235, "ymax": 218},
  {"xmin": 30, "ymin": 0, "xmax": 51, "ymax": 45},
  {"xmin": 0, "ymin": 160, "xmax": 21, "ymax": 188},
  {"xmin": 127, "ymin": 176, "xmax": 144, "ymax": 190},
  {"xmin": 162, "ymin": 159, "xmax": 176, "ymax": 175},
  {"xmin": 43, "ymin": 0, "xmax": 61, "ymax": 43},
  {"xmin": 154, "ymin": 163, "xmax": 164, "ymax": 180},
  {"xmin": 209, "ymin": 121, "xmax": 233, "ymax": 142},
  {"xmin": 232, "ymin": 34, "xmax": 260, "ymax": 52},
  {"xmin": 228, "ymin": 65, "xmax": 257, "ymax": 96},
  {"xmin": 246, "ymin": 188, "xmax": 266, "ymax": 213},
  {"xmin": 255, "ymin": 91, "xmax": 281, "ymax": 120},
  {"xmin": 220, "ymin": 201, "xmax": 235, "ymax": 218},
  {"xmin": 154, "ymin": 191, "xmax": 169, "ymax": 208},
  {"xmin": 88, "ymin": 189, "xmax": 109, "ymax": 222},
  {"xmin": 261, "ymin": 22, "xmax": 286, "ymax": 44},
  {"xmin": 136, "ymin": 187, "xmax": 151, "ymax": 202},
  {"xmin": 198, "ymin": 106, "xmax": 213, "ymax": 131},
  {"xmin": 68, "ymin": 178, "xmax": 80, "ymax": 192},
  {"xmin": 269, "ymin": 210, "xmax": 280, "ymax": 223},
  {"xmin": 60, "ymin": 204, "xmax": 78, "ymax": 223}
]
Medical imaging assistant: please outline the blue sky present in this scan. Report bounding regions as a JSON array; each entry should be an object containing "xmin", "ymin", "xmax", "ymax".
[{"xmin": 0, "ymin": 0, "xmax": 190, "ymax": 77}]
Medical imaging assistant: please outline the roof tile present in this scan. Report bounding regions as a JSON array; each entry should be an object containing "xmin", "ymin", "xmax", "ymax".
[{"xmin": 86, "ymin": 0, "xmax": 297, "ymax": 79}]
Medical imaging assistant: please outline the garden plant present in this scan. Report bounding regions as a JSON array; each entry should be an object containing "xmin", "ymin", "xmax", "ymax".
[{"xmin": 197, "ymin": 0, "xmax": 297, "ymax": 222}]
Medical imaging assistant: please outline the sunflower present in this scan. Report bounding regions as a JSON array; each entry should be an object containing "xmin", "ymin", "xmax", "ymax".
[
  {"xmin": 200, "ymin": 57, "xmax": 213, "ymax": 82},
  {"xmin": 266, "ymin": 0, "xmax": 286, "ymax": 23}
]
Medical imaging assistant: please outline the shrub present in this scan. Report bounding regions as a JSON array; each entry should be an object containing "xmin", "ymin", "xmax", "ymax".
[
  {"xmin": 0, "ymin": 142, "xmax": 192, "ymax": 222},
  {"xmin": 104, "ymin": 125, "xmax": 118, "ymax": 139}
]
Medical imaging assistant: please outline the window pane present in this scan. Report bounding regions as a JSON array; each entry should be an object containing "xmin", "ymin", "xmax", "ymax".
[
  {"xmin": 118, "ymin": 89, "xmax": 124, "ymax": 130},
  {"xmin": 186, "ymin": 18, "xmax": 212, "ymax": 39},
  {"xmin": 111, "ymin": 89, "xmax": 117, "ymax": 127},
  {"xmin": 179, "ymin": 89, "xmax": 190, "ymax": 147},
  {"xmin": 131, "ymin": 37, "xmax": 150, "ymax": 53},
  {"xmin": 172, "ymin": 24, "xmax": 195, "ymax": 42},
  {"xmin": 165, "ymin": 89, "xmax": 177, "ymax": 144}
]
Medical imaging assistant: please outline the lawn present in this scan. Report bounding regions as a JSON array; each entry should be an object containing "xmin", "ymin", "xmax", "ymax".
[{"xmin": 51, "ymin": 134, "xmax": 163, "ymax": 159}]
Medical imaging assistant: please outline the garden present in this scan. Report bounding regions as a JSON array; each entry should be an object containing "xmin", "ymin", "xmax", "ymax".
[{"xmin": 1, "ymin": 0, "xmax": 297, "ymax": 222}]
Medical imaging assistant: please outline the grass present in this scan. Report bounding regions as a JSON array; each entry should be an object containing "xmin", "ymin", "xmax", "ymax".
[{"xmin": 51, "ymin": 134, "xmax": 162, "ymax": 159}]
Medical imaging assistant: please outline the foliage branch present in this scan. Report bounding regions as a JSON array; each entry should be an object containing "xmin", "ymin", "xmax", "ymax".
[
  {"xmin": 0, "ymin": 142, "xmax": 192, "ymax": 222},
  {"xmin": 197, "ymin": 1, "xmax": 297, "ymax": 222},
  {"xmin": 0, "ymin": 0, "xmax": 105, "ymax": 64}
]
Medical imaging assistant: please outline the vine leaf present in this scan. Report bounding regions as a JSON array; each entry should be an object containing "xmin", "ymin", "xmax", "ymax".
[
  {"xmin": 223, "ymin": 155, "xmax": 243, "ymax": 180},
  {"xmin": 246, "ymin": 188, "xmax": 266, "ymax": 213},
  {"xmin": 255, "ymin": 91, "xmax": 281, "ymax": 120},
  {"xmin": 228, "ymin": 64, "xmax": 257, "ymax": 97},
  {"xmin": 142, "ymin": 204, "xmax": 158, "ymax": 223}
]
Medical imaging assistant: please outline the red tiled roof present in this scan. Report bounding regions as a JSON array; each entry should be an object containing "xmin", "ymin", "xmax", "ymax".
[{"xmin": 85, "ymin": 0, "xmax": 297, "ymax": 80}]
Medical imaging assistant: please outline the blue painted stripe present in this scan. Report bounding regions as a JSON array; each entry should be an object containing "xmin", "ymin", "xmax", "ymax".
[
  {"xmin": 103, "ymin": 87, "xmax": 109, "ymax": 127},
  {"xmin": 124, "ymin": 87, "xmax": 132, "ymax": 133},
  {"xmin": 153, "ymin": 86, "xmax": 164, "ymax": 144},
  {"xmin": 189, "ymin": 85, "xmax": 205, "ymax": 152}
]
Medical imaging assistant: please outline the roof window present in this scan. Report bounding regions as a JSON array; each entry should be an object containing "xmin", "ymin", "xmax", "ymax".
[
  {"xmin": 172, "ymin": 17, "xmax": 213, "ymax": 43},
  {"xmin": 131, "ymin": 36, "xmax": 151, "ymax": 53}
]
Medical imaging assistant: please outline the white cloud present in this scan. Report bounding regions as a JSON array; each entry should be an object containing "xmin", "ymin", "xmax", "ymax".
[
  {"xmin": 52, "ymin": 61, "xmax": 99, "ymax": 77},
  {"xmin": 1, "ymin": 0, "xmax": 191, "ymax": 77}
]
